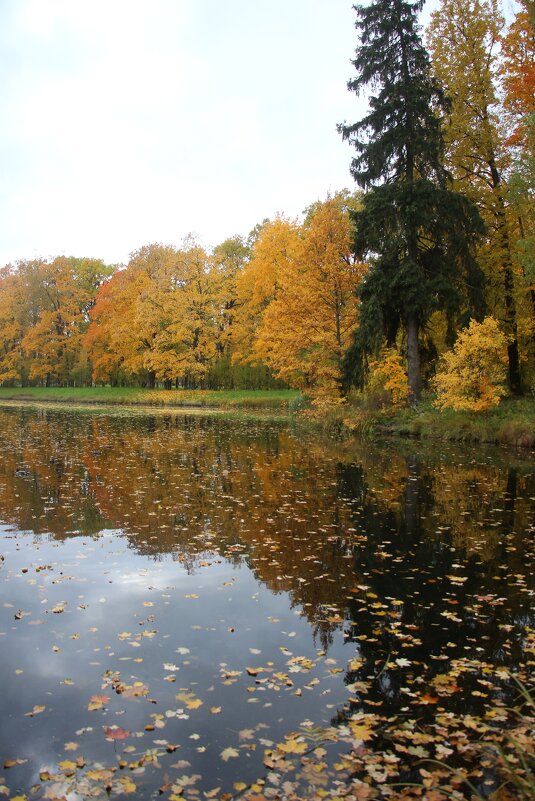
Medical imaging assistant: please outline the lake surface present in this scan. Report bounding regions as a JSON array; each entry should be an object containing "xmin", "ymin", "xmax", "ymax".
[{"xmin": 0, "ymin": 406, "xmax": 533, "ymax": 801}]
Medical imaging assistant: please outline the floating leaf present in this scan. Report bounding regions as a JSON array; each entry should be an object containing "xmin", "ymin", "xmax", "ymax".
[
  {"xmin": 220, "ymin": 747, "xmax": 239, "ymax": 762},
  {"xmin": 24, "ymin": 705, "xmax": 45, "ymax": 717},
  {"xmin": 87, "ymin": 695, "xmax": 110, "ymax": 711},
  {"xmin": 104, "ymin": 726, "xmax": 130, "ymax": 740}
]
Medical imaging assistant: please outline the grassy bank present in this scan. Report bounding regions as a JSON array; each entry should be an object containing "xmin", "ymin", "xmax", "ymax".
[
  {"xmin": 0, "ymin": 386, "xmax": 300, "ymax": 410},
  {"xmin": 0, "ymin": 387, "xmax": 532, "ymax": 447},
  {"xmin": 338, "ymin": 395, "xmax": 535, "ymax": 447}
]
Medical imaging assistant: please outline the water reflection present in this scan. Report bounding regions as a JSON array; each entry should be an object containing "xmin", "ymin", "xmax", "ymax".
[
  {"xmin": 1, "ymin": 409, "xmax": 532, "ymax": 616},
  {"xmin": 0, "ymin": 406, "xmax": 533, "ymax": 799}
]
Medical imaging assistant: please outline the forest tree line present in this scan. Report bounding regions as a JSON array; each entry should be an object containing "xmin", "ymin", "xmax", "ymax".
[{"xmin": 0, "ymin": 0, "xmax": 532, "ymax": 402}]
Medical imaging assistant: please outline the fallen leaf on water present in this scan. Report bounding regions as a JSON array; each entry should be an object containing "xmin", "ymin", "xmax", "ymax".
[
  {"xmin": 24, "ymin": 705, "xmax": 46, "ymax": 717},
  {"xmin": 86, "ymin": 769, "xmax": 115, "ymax": 782},
  {"xmin": 57, "ymin": 760, "xmax": 76, "ymax": 772},
  {"xmin": 176, "ymin": 692, "xmax": 203, "ymax": 710},
  {"xmin": 220, "ymin": 747, "xmax": 239, "ymax": 762},
  {"xmin": 87, "ymin": 695, "xmax": 110, "ymax": 711},
  {"xmin": 103, "ymin": 726, "xmax": 130, "ymax": 740},
  {"xmin": 115, "ymin": 776, "xmax": 136, "ymax": 793},
  {"xmin": 277, "ymin": 737, "xmax": 308, "ymax": 755}
]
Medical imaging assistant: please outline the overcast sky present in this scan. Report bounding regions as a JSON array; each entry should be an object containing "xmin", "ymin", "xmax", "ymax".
[{"xmin": 0, "ymin": 0, "xmax": 449, "ymax": 266}]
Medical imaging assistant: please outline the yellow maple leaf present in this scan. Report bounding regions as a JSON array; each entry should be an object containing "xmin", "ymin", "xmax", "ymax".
[
  {"xmin": 278, "ymin": 737, "xmax": 308, "ymax": 754},
  {"xmin": 349, "ymin": 721, "xmax": 374, "ymax": 741}
]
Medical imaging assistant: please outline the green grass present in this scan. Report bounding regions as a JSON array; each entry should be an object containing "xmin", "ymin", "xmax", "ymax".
[
  {"xmin": 340, "ymin": 395, "xmax": 535, "ymax": 447},
  {"xmin": 0, "ymin": 386, "xmax": 300, "ymax": 411}
]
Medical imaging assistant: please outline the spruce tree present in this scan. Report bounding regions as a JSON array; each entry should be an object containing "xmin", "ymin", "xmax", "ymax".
[{"xmin": 339, "ymin": 0, "xmax": 484, "ymax": 400}]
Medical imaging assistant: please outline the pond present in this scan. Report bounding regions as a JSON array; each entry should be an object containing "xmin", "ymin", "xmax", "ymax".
[{"xmin": 0, "ymin": 405, "xmax": 533, "ymax": 801}]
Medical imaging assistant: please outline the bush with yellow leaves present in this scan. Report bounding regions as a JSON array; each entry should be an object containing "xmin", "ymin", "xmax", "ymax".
[
  {"xmin": 365, "ymin": 348, "xmax": 410, "ymax": 408},
  {"xmin": 432, "ymin": 317, "xmax": 508, "ymax": 412}
]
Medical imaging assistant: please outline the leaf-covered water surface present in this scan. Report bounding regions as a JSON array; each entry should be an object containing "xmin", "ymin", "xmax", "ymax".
[{"xmin": 0, "ymin": 406, "xmax": 533, "ymax": 801}]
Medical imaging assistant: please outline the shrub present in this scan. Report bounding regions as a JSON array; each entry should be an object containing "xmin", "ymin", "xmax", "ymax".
[
  {"xmin": 432, "ymin": 317, "xmax": 508, "ymax": 412},
  {"xmin": 365, "ymin": 348, "xmax": 410, "ymax": 408}
]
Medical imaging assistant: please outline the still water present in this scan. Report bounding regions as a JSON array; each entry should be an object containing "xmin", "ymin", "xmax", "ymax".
[{"xmin": 0, "ymin": 406, "xmax": 533, "ymax": 800}]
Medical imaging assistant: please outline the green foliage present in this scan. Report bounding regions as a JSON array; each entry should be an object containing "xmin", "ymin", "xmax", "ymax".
[{"xmin": 339, "ymin": 0, "xmax": 484, "ymax": 400}]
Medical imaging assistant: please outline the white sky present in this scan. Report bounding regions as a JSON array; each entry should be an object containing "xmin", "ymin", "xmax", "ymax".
[{"xmin": 0, "ymin": 0, "xmax": 446, "ymax": 266}]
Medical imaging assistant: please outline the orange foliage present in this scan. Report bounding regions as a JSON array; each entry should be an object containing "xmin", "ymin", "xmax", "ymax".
[
  {"xmin": 501, "ymin": 1, "xmax": 535, "ymax": 148},
  {"xmin": 234, "ymin": 196, "xmax": 366, "ymax": 399}
]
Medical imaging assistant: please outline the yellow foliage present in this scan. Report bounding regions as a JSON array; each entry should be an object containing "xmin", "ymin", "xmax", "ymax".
[
  {"xmin": 231, "ymin": 216, "xmax": 299, "ymax": 365},
  {"xmin": 239, "ymin": 195, "xmax": 366, "ymax": 399},
  {"xmin": 86, "ymin": 240, "xmax": 218, "ymax": 385},
  {"xmin": 366, "ymin": 348, "xmax": 409, "ymax": 407},
  {"xmin": 432, "ymin": 317, "xmax": 508, "ymax": 411}
]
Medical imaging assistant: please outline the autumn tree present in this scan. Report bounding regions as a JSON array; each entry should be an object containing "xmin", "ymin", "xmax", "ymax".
[
  {"xmin": 0, "ymin": 265, "xmax": 27, "ymax": 384},
  {"xmin": 85, "ymin": 240, "xmax": 220, "ymax": 388},
  {"xmin": 501, "ymin": 0, "xmax": 535, "ymax": 151},
  {"xmin": 209, "ymin": 235, "xmax": 250, "ymax": 371},
  {"xmin": 501, "ymin": 0, "xmax": 535, "ymax": 356},
  {"xmin": 0, "ymin": 256, "xmax": 112, "ymax": 387},
  {"xmin": 427, "ymin": 0, "xmax": 527, "ymax": 393},
  {"xmin": 85, "ymin": 244, "xmax": 178, "ymax": 388},
  {"xmin": 231, "ymin": 217, "xmax": 299, "ymax": 366},
  {"xmin": 0, "ymin": 259, "xmax": 56, "ymax": 385},
  {"xmin": 83, "ymin": 268, "xmax": 132, "ymax": 385},
  {"xmin": 253, "ymin": 194, "xmax": 366, "ymax": 398},
  {"xmin": 156, "ymin": 238, "xmax": 218, "ymax": 387},
  {"xmin": 339, "ymin": 0, "xmax": 484, "ymax": 401}
]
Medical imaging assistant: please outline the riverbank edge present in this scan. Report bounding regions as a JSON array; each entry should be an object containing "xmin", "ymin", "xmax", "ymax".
[
  {"xmin": 0, "ymin": 389, "xmax": 533, "ymax": 447},
  {"xmin": 0, "ymin": 387, "xmax": 299, "ymax": 411},
  {"xmin": 332, "ymin": 396, "xmax": 535, "ymax": 448}
]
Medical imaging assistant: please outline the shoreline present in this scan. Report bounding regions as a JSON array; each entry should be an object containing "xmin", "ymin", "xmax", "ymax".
[{"xmin": 0, "ymin": 389, "xmax": 533, "ymax": 448}]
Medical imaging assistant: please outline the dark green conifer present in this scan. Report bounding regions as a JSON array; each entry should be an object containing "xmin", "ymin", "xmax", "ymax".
[{"xmin": 339, "ymin": 0, "xmax": 484, "ymax": 400}]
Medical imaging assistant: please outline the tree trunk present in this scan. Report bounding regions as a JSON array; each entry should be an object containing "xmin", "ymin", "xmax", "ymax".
[
  {"xmin": 406, "ymin": 314, "xmax": 420, "ymax": 402},
  {"xmin": 147, "ymin": 370, "xmax": 156, "ymax": 389},
  {"xmin": 489, "ymin": 159, "xmax": 523, "ymax": 395}
]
